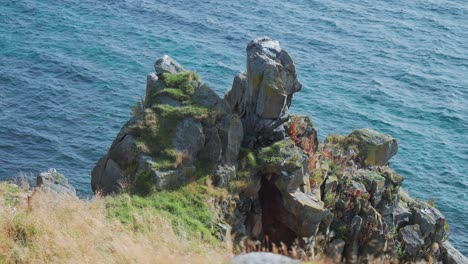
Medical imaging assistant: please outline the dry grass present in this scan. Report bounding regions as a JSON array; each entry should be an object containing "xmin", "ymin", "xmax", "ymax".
[{"xmin": 0, "ymin": 184, "xmax": 231, "ymax": 264}]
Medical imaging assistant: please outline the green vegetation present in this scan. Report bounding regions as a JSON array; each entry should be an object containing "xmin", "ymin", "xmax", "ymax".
[
  {"xmin": 332, "ymin": 222, "xmax": 351, "ymax": 241},
  {"xmin": 360, "ymin": 171, "xmax": 384, "ymax": 191},
  {"xmin": 152, "ymin": 104, "xmax": 213, "ymax": 121},
  {"xmin": 442, "ymin": 222, "xmax": 450, "ymax": 242},
  {"xmin": 130, "ymin": 109, "xmax": 166, "ymax": 155},
  {"xmin": 324, "ymin": 134, "xmax": 347, "ymax": 155},
  {"xmin": 0, "ymin": 184, "xmax": 20, "ymax": 195},
  {"xmin": 146, "ymin": 71, "xmax": 199, "ymax": 105},
  {"xmin": 128, "ymin": 71, "xmax": 223, "ymax": 173},
  {"xmin": 257, "ymin": 142, "xmax": 286, "ymax": 166},
  {"xmin": 131, "ymin": 170, "xmax": 153, "ymax": 195},
  {"xmin": 367, "ymin": 171, "xmax": 383, "ymax": 181},
  {"xmin": 328, "ymin": 161, "xmax": 342, "ymax": 178},
  {"xmin": 323, "ymin": 134, "xmax": 358, "ymax": 158},
  {"xmin": 154, "ymin": 88, "xmax": 190, "ymax": 101},
  {"xmin": 138, "ymin": 103, "xmax": 218, "ymax": 171},
  {"xmin": 324, "ymin": 191, "xmax": 337, "ymax": 209},
  {"xmin": 151, "ymin": 157, "xmax": 178, "ymax": 171},
  {"xmin": 283, "ymin": 160, "xmax": 301, "ymax": 171},
  {"xmin": 0, "ymin": 182, "xmax": 230, "ymax": 263},
  {"xmin": 310, "ymin": 158, "xmax": 341, "ymax": 188},
  {"xmin": 131, "ymin": 98, "xmax": 145, "ymax": 117},
  {"xmin": 390, "ymin": 226, "xmax": 398, "ymax": 239},
  {"xmin": 310, "ymin": 170, "xmax": 323, "ymax": 188},
  {"xmin": 5, "ymin": 217, "xmax": 36, "ymax": 247},
  {"xmin": 160, "ymin": 71, "xmax": 199, "ymax": 97},
  {"xmin": 256, "ymin": 139, "xmax": 301, "ymax": 169},
  {"xmin": 229, "ymin": 148, "xmax": 258, "ymax": 193},
  {"xmin": 150, "ymin": 149, "xmax": 187, "ymax": 171},
  {"xmin": 49, "ymin": 170, "xmax": 67, "ymax": 185},
  {"xmin": 106, "ymin": 177, "xmax": 222, "ymax": 244},
  {"xmin": 227, "ymin": 169, "xmax": 254, "ymax": 194},
  {"xmin": 0, "ymin": 183, "xmax": 22, "ymax": 206},
  {"xmin": 382, "ymin": 170, "xmax": 404, "ymax": 186},
  {"xmin": 395, "ymin": 240, "xmax": 406, "ymax": 258},
  {"xmin": 238, "ymin": 148, "xmax": 257, "ymax": 169}
]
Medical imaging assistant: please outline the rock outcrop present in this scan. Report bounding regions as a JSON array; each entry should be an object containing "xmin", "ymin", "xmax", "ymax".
[
  {"xmin": 442, "ymin": 242, "xmax": 468, "ymax": 264},
  {"xmin": 232, "ymin": 138, "xmax": 327, "ymax": 247},
  {"xmin": 92, "ymin": 56, "xmax": 243, "ymax": 194},
  {"xmin": 37, "ymin": 168, "xmax": 76, "ymax": 196},
  {"xmin": 348, "ymin": 128, "xmax": 398, "ymax": 166},
  {"xmin": 92, "ymin": 37, "xmax": 467, "ymax": 263},
  {"xmin": 225, "ymin": 37, "xmax": 302, "ymax": 148}
]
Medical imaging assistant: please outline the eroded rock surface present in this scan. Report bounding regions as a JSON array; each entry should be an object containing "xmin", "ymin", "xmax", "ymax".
[
  {"xmin": 349, "ymin": 128, "xmax": 398, "ymax": 166},
  {"xmin": 225, "ymin": 37, "xmax": 302, "ymax": 147},
  {"xmin": 92, "ymin": 38, "xmax": 466, "ymax": 263},
  {"xmin": 92, "ymin": 56, "xmax": 242, "ymax": 194},
  {"xmin": 37, "ymin": 168, "xmax": 76, "ymax": 196}
]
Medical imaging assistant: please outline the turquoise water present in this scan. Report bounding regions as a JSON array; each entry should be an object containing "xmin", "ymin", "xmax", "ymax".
[{"xmin": 1, "ymin": 0, "xmax": 467, "ymax": 252}]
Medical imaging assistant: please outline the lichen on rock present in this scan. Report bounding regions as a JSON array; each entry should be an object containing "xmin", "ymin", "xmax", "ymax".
[
  {"xmin": 92, "ymin": 56, "xmax": 243, "ymax": 194},
  {"xmin": 90, "ymin": 38, "xmax": 466, "ymax": 263},
  {"xmin": 225, "ymin": 37, "xmax": 302, "ymax": 148},
  {"xmin": 36, "ymin": 169, "xmax": 76, "ymax": 196}
]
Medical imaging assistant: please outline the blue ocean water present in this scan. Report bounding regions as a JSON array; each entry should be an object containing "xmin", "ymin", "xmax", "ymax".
[{"xmin": 0, "ymin": 0, "xmax": 467, "ymax": 253}]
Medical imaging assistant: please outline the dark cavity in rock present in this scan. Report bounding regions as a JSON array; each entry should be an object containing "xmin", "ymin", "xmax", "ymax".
[{"xmin": 258, "ymin": 172, "xmax": 298, "ymax": 248}]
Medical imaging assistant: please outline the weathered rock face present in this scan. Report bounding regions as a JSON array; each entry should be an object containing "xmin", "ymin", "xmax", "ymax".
[
  {"xmin": 348, "ymin": 128, "xmax": 398, "ymax": 166},
  {"xmin": 225, "ymin": 37, "xmax": 302, "ymax": 148},
  {"xmin": 230, "ymin": 137, "xmax": 328, "ymax": 250},
  {"xmin": 37, "ymin": 168, "xmax": 76, "ymax": 196},
  {"xmin": 441, "ymin": 242, "xmax": 468, "ymax": 264},
  {"xmin": 258, "ymin": 139, "xmax": 325, "ymax": 243},
  {"xmin": 91, "ymin": 37, "xmax": 466, "ymax": 263},
  {"xmin": 173, "ymin": 118, "xmax": 205, "ymax": 161},
  {"xmin": 314, "ymin": 132, "xmax": 466, "ymax": 263},
  {"xmin": 154, "ymin": 55, "xmax": 185, "ymax": 76},
  {"xmin": 398, "ymin": 224, "xmax": 425, "ymax": 256},
  {"xmin": 91, "ymin": 55, "xmax": 243, "ymax": 194}
]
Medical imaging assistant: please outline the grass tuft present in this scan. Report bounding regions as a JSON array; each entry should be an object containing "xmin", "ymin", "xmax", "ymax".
[
  {"xmin": 160, "ymin": 71, "xmax": 199, "ymax": 97},
  {"xmin": 155, "ymin": 88, "xmax": 190, "ymax": 101}
]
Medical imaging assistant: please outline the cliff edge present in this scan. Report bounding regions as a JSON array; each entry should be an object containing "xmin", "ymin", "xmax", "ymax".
[{"xmin": 91, "ymin": 37, "xmax": 466, "ymax": 263}]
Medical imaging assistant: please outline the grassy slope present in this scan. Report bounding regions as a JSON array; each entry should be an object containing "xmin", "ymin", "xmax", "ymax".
[{"xmin": 0, "ymin": 182, "xmax": 231, "ymax": 264}]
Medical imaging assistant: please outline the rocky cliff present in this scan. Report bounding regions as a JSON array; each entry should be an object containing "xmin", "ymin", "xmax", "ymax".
[
  {"xmin": 91, "ymin": 55, "xmax": 243, "ymax": 194},
  {"xmin": 92, "ymin": 38, "xmax": 466, "ymax": 263}
]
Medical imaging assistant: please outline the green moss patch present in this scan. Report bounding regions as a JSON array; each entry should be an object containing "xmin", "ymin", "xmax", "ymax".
[
  {"xmin": 238, "ymin": 148, "xmax": 257, "ymax": 169},
  {"xmin": 146, "ymin": 71, "xmax": 199, "ymax": 106},
  {"xmin": 152, "ymin": 104, "xmax": 212, "ymax": 121},
  {"xmin": 256, "ymin": 139, "xmax": 302, "ymax": 170},
  {"xmin": 161, "ymin": 71, "xmax": 199, "ymax": 96},
  {"xmin": 127, "ymin": 71, "xmax": 225, "ymax": 195},
  {"xmin": 154, "ymin": 88, "xmax": 191, "ymax": 101}
]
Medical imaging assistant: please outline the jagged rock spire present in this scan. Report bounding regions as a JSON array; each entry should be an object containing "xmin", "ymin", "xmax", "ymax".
[{"xmin": 225, "ymin": 37, "xmax": 302, "ymax": 147}]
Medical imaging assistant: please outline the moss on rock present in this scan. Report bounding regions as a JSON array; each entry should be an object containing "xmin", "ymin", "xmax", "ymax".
[{"xmin": 256, "ymin": 139, "xmax": 302, "ymax": 170}]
